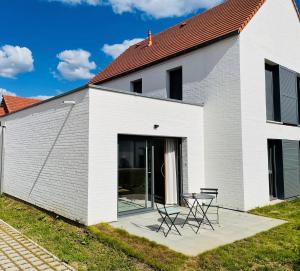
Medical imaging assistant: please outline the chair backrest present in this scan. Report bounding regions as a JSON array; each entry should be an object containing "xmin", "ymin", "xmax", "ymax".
[
  {"xmin": 154, "ymin": 194, "xmax": 165, "ymax": 205},
  {"xmin": 200, "ymin": 188, "xmax": 219, "ymax": 199},
  {"xmin": 154, "ymin": 195, "xmax": 167, "ymax": 213}
]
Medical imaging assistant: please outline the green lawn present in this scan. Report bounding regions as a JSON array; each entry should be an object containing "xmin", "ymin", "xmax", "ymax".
[
  {"xmin": 0, "ymin": 195, "xmax": 299, "ymax": 271},
  {"xmin": 0, "ymin": 196, "xmax": 152, "ymax": 271}
]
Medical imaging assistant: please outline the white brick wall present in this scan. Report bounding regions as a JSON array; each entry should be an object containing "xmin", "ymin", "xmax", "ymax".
[
  {"xmin": 240, "ymin": 0, "xmax": 300, "ymax": 210},
  {"xmin": 101, "ymin": 36, "xmax": 245, "ymax": 211},
  {"xmin": 1, "ymin": 89, "xmax": 89, "ymax": 224},
  {"xmin": 100, "ymin": 42, "xmax": 209, "ymax": 105},
  {"xmin": 200, "ymin": 38, "xmax": 244, "ymax": 210},
  {"xmin": 88, "ymin": 88, "xmax": 204, "ymax": 225}
]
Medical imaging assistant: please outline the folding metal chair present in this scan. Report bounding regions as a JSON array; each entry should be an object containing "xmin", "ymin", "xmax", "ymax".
[
  {"xmin": 200, "ymin": 188, "xmax": 220, "ymax": 225},
  {"xmin": 155, "ymin": 202, "xmax": 181, "ymax": 237}
]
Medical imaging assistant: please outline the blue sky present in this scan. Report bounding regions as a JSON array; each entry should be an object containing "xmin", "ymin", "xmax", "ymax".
[{"xmin": 0, "ymin": 0, "xmax": 299, "ymax": 99}]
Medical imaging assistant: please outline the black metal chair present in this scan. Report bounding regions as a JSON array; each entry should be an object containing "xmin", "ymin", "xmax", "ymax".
[
  {"xmin": 155, "ymin": 201, "xmax": 181, "ymax": 237},
  {"xmin": 200, "ymin": 188, "xmax": 220, "ymax": 225}
]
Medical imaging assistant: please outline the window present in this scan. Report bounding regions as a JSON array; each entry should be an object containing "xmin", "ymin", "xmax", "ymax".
[
  {"xmin": 168, "ymin": 67, "xmax": 182, "ymax": 100},
  {"xmin": 298, "ymin": 77, "xmax": 300, "ymax": 124},
  {"xmin": 131, "ymin": 79, "xmax": 142, "ymax": 93},
  {"xmin": 279, "ymin": 66, "xmax": 299, "ymax": 125},
  {"xmin": 267, "ymin": 139, "xmax": 300, "ymax": 200},
  {"xmin": 265, "ymin": 64, "xmax": 281, "ymax": 122},
  {"xmin": 265, "ymin": 62, "xmax": 299, "ymax": 125}
]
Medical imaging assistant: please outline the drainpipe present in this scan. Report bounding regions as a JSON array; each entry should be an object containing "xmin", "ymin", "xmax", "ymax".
[{"xmin": 0, "ymin": 121, "xmax": 6, "ymax": 195}]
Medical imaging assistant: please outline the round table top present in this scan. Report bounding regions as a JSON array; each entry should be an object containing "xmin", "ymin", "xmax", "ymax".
[{"xmin": 182, "ymin": 193, "xmax": 215, "ymax": 200}]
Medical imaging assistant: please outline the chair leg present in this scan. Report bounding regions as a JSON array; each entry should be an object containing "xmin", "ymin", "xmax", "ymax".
[
  {"xmin": 182, "ymin": 199, "xmax": 197, "ymax": 228},
  {"xmin": 157, "ymin": 213, "xmax": 166, "ymax": 232},
  {"xmin": 197, "ymin": 200, "xmax": 215, "ymax": 232},
  {"xmin": 170, "ymin": 213, "xmax": 181, "ymax": 236},
  {"xmin": 164, "ymin": 213, "xmax": 181, "ymax": 237},
  {"xmin": 157, "ymin": 213, "xmax": 181, "ymax": 237},
  {"xmin": 164, "ymin": 216, "xmax": 172, "ymax": 237}
]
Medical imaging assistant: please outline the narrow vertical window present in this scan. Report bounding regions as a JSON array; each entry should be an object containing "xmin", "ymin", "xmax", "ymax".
[
  {"xmin": 265, "ymin": 64, "xmax": 281, "ymax": 122},
  {"xmin": 168, "ymin": 67, "xmax": 182, "ymax": 100},
  {"xmin": 298, "ymin": 77, "xmax": 300, "ymax": 124},
  {"xmin": 131, "ymin": 79, "xmax": 142, "ymax": 94},
  {"xmin": 265, "ymin": 65, "xmax": 275, "ymax": 121}
]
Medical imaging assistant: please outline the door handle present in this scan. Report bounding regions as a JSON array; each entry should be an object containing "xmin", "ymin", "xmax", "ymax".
[{"xmin": 161, "ymin": 163, "xmax": 165, "ymax": 178}]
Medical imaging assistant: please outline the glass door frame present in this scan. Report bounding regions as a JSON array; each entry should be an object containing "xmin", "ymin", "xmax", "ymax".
[
  {"xmin": 117, "ymin": 135, "xmax": 182, "ymax": 216},
  {"xmin": 117, "ymin": 136, "xmax": 153, "ymax": 216}
]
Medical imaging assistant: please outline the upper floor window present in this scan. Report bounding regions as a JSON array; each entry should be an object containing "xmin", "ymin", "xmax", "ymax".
[
  {"xmin": 265, "ymin": 63, "xmax": 299, "ymax": 125},
  {"xmin": 298, "ymin": 77, "xmax": 300, "ymax": 124},
  {"xmin": 279, "ymin": 66, "xmax": 299, "ymax": 125},
  {"xmin": 168, "ymin": 67, "xmax": 182, "ymax": 100},
  {"xmin": 131, "ymin": 79, "xmax": 142, "ymax": 94},
  {"xmin": 265, "ymin": 64, "xmax": 281, "ymax": 122}
]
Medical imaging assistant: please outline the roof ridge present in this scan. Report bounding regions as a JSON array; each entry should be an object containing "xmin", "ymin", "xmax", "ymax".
[
  {"xmin": 3, "ymin": 95, "xmax": 41, "ymax": 100},
  {"xmin": 238, "ymin": 0, "xmax": 265, "ymax": 32},
  {"xmin": 127, "ymin": 1, "xmax": 231, "ymax": 50},
  {"xmin": 1, "ymin": 95, "xmax": 42, "ymax": 115},
  {"xmin": 239, "ymin": 0, "xmax": 300, "ymax": 32},
  {"xmin": 152, "ymin": 1, "xmax": 230, "ymax": 38}
]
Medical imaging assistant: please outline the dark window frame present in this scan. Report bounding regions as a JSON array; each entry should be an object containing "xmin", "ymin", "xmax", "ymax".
[
  {"xmin": 168, "ymin": 66, "xmax": 183, "ymax": 101},
  {"xmin": 298, "ymin": 77, "xmax": 300, "ymax": 125},
  {"xmin": 131, "ymin": 79, "xmax": 143, "ymax": 94},
  {"xmin": 265, "ymin": 63, "xmax": 281, "ymax": 122}
]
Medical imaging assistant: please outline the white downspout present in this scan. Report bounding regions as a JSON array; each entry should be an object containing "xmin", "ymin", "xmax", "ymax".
[{"xmin": 0, "ymin": 121, "xmax": 6, "ymax": 195}]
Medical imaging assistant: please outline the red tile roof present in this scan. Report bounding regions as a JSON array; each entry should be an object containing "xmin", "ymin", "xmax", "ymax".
[
  {"xmin": 0, "ymin": 95, "xmax": 41, "ymax": 116},
  {"xmin": 0, "ymin": 107, "xmax": 6, "ymax": 117},
  {"xmin": 90, "ymin": 0, "xmax": 300, "ymax": 85}
]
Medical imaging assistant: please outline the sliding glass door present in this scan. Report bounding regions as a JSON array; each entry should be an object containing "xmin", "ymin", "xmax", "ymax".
[
  {"xmin": 118, "ymin": 135, "xmax": 181, "ymax": 214},
  {"xmin": 118, "ymin": 136, "xmax": 152, "ymax": 213}
]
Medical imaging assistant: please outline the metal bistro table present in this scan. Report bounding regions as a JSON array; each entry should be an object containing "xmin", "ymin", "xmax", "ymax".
[{"xmin": 181, "ymin": 193, "xmax": 215, "ymax": 233}]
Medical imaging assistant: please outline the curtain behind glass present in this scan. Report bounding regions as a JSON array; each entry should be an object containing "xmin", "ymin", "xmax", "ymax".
[{"xmin": 165, "ymin": 139, "xmax": 178, "ymax": 204}]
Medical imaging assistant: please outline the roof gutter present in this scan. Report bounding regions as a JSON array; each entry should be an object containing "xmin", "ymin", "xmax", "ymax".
[
  {"xmin": 92, "ymin": 30, "xmax": 239, "ymax": 85},
  {"xmin": 0, "ymin": 85, "xmax": 88, "ymax": 118}
]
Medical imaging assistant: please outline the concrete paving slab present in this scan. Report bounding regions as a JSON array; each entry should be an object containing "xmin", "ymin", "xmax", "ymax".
[
  {"xmin": 111, "ymin": 208, "xmax": 286, "ymax": 256},
  {"xmin": 0, "ymin": 219, "xmax": 74, "ymax": 271}
]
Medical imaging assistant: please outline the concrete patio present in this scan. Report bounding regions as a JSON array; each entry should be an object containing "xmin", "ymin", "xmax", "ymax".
[{"xmin": 111, "ymin": 208, "xmax": 285, "ymax": 256}]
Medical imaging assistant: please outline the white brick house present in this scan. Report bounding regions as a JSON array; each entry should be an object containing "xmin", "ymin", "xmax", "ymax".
[{"xmin": 0, "ymin": 0, "xmax": 299, "ymax": 225}]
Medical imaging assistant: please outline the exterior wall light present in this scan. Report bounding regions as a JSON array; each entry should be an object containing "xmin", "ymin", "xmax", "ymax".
[
  {"xmin": 63, "ymin": 101, "xmax": 76, "ymax": 105},
  {"xmin": 154, "ymin": 124, "xmax": 159, "ymax": 129}
]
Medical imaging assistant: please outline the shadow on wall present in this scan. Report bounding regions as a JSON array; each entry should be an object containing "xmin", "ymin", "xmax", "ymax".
[
  {"xmin": 28, "ymin": 104, "xmax": 75, "ymax": 196},
  {"xmin": 183, "ymin": 36, "xmax": 239, "ymax": 104}
]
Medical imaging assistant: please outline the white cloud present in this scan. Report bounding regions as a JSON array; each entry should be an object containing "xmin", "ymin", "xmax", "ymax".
[
  {"xmin": 0, "ymin": 45, "xmax": 34, "ymax": 78},
  {"xmin": 30, "ymin": 95, "xmax": 53, "ymax": 100},
  {"xmin": 106, "ymin": 0, "xmax": 223, "ymax": 18},
  {"xmin": 102, "ymin": 38, "xmax": 143, "ymax": 59},
  {"xmin": 49, "ymin": 0, "xmax": 101, "ymax": 5},
  {"xmin": 56, "ymin": 49, "xmax": 96, "ymax": 80},
  {"xmin": 0, "ymin": 88, "xmax": 17, "ymax": 97},
  {"xmin": 48, "ymin": 0, "xmax": 223, "ymax": 18},
  {"xmin": 0, "ymin": 88, "xmax": 52, "ymax": 100}
]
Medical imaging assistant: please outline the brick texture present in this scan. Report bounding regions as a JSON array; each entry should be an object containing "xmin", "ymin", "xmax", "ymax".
[{"xmin": 1, "ymin": 90, "xmax": 89, "ymax": 224}]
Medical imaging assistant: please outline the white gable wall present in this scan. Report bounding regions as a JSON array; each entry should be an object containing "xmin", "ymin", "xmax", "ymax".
[
  {"xmin": 240, "ymin": 0, "xmax": 300, "ymax": 210},
  {"xmin": 0, "ymin": 89, "xmax": 90, "ymax": 224}
]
